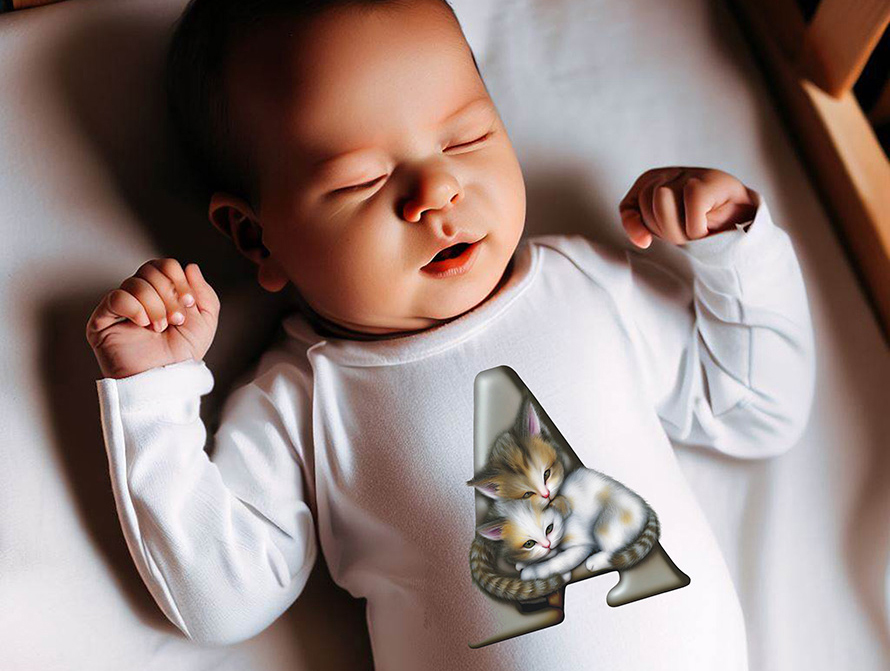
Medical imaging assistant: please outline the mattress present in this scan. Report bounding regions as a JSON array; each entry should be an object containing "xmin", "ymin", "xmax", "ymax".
[{"xmin": 0, "ymin": 0, "xmax": 887, "ymax": 669}]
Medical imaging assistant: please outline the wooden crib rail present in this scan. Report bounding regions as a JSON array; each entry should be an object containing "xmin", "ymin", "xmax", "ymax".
[
  {"xmin": 727, "ymin": 0, "xmax": 890, "ymax": 341},
  {"xmin": 0, "ymin": 0, "xmax": 65, "ymax": 11},
  {"xmin": 800, "ymin": 0, "xmax": 890, "ymax": 98}
]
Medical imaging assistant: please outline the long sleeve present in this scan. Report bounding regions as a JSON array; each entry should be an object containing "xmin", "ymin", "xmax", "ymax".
[
  {"xmin": 624, "ymin": 190, "xmax": 816, "ymax": 458},
  {"xmin": 95, "ymin": 356, "xmax": 318, "ymax": 646},
  {"xmin": 549, "ymin": 189, "xmax": 816, "ymax": 459}
]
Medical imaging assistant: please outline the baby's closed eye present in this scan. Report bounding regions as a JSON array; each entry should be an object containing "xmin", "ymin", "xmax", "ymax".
[
  {"xmin": 443, "ymin": 131, "xmax": 493, "ymax": 153},
  {"xmin": 330, "ymin": 174, "xmax": 389, "ymax": 195}
]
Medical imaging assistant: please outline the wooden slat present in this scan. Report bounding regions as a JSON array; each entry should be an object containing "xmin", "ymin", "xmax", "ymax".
[
  {"xmin": 868, "ymin": 78, "xmax": 890, "ymax": 126},
  {"xmin": 730, "ymin": 0, "xmax": 808, "ymax": 61},
  {"xmin": 800, "ymin": 0, "xmax": 890, "ymax": 97},
  {"xmin": 727, "ymin": 0, "xmax": 890, "ymax": 342},
  {"xmin": 10, "ymin": 0, "xmax": 64, "ymax": 8}
]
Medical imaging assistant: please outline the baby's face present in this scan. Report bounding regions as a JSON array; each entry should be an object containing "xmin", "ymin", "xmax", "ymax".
[{"xmin": 222, "ymin": 0, "xmax": 526, "ymax": 335}]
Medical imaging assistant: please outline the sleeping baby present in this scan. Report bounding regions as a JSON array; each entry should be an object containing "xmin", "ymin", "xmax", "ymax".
[{"xmin": 85, "ymin": 0, "xmax": 816, "ymax": 669}]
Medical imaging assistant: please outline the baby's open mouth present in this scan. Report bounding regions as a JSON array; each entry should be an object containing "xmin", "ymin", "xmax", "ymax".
[
  {"xmin": 431, "ymin": 242, "xmax": 471, "ymax": 262},
  {"xmin": 421, "ymin": 237, "xmax": 484, "ymax": 278}
]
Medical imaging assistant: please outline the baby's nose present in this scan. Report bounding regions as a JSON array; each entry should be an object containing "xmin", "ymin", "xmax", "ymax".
[
  {"xmin": 403, "ymin": 189, "xmax": 460, "ymax": 223},
  {"xmin": 402, "ymin": 170, "xmax": 463, "ymax": 222}
]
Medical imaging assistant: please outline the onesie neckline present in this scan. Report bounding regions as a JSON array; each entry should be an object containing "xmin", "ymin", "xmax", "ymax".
[{"xmin": 281, "ymin": 237, "xmax": 542, "ymax": 367}]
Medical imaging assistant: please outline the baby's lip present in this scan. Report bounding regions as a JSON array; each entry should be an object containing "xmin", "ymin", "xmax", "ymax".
[{"xmin": 423, "ymin": 232, "xmax": 486, "ymax": 267}]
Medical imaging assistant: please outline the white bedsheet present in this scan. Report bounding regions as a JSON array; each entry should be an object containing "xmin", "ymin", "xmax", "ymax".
[{"xmin": 1, "ymin": 0, "xmax": 887, "ymax": 669}]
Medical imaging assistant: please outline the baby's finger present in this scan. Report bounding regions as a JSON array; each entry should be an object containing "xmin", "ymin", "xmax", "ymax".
[
  {"xmin": 135, "ymin": 262, "xmax": 190, "ymax": 327},
  {"xmin": 148, "ymin": 258, "xmax": 195, "ymax": 309},
  {"xmin": 621, "ymin": 210, "xmax": 653, "ymax": 248},
  {"xmin": 106, "ymin": 289, "xmax": 152, "ymax": 327},
  {"xmin": 683, "ymin": 177, "xmax": 713, "ymax": 240},
  {"xmin": 653, "ymin": 184, "xmax": 687, "ymax": 244},
  {"xmin": 183, "ymin": 263, "xmax": 220, "ymax": 317},
  {"xmin": 86, "ymin": 289, "xmax": 151, "ymax": 343},
  {"xmin": 618, "ymin": 169, "xmax": 657, "ymax": 220},
  {"xmin": 637, "ymin": 175, "xmax": 664, "ymax": 240},
  {"xmin": 120, "ymin": 275, "xmax": 170, "ymax": 332}
]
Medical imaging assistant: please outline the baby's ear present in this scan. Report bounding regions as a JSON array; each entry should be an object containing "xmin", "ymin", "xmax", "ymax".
[
  {"xmin": 208, "ymin": 192, "xmax": 268, "ymax": 263},
  {"xmin": 477, "ymin": 519, "xmax": 506, "ymax": 541},
  {"xmin": 467, "ymin": 474, "xmax": 503, "ymax": 499},
  {"xmin": 209, "ymin": 192, "xmax": 289, "ymax": 293}
]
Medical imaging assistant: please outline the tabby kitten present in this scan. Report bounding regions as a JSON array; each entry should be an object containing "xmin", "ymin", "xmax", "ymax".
[
  {"xmin": 467, "ymin": 394, "xmax": 572, "ymax": 508},
  {"xmin": 466, "ymin": 396, "xmax": 574, "ymax": 601},
  {"xmin": 468, "ymin": 397, "xmax": 660, "ymax": 595},
  {"xmin": 469, "ymin": 497, "xmax": 572, "ymax": 602},
  {"xmin": 519, "ymin": 468, "xmax": 660, "ymax": 580}
]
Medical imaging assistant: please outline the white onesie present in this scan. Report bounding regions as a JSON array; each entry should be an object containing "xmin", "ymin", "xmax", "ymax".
[{"xmin": 95, "ymin": 192, "xmax": 815, "ymax": 670}]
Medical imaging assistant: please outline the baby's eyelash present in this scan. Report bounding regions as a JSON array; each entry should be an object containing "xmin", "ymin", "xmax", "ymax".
[
  {"xmin": 445, "ymin": 131, "xmax": 493, "ymax": 152},
  {"xmin": 326, "ymin": 130, "xmax": 493, "ymax": 196},
  {"xmin": 331, "ymin": 174, "xmax": 387, "ymax": 195}
]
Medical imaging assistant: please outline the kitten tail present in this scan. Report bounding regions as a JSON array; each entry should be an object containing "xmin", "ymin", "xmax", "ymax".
[
  {"xmin": 468, "ymin": 537, "xmax": 566, "ymax": 602},
  {"xmin": 610, "ymin": 505, "xmax": 660, "ymax": 570}
]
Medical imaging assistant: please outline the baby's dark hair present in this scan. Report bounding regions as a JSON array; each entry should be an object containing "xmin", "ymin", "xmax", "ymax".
[{"xmin": 165, "ymin": 0, "xmax": 460, "ymax": 207}]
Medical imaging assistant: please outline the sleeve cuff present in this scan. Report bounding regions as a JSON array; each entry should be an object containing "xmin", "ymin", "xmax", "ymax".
[
  {"xmin": 96, "ymin": 358, "xmax": 215, "ymax": 412},
  {"xmin": 679, "ymin": 189, "xmax": 778, "ymax": 267}
]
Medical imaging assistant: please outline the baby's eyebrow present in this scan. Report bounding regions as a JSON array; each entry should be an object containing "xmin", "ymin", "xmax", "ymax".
[
  {"xmin": 310, "ymin": 147, "xmax": 384, "ymax": 186},
  {"xmin": 436, "ymin": 95, "xmax": 497, "ymax": 126},
  {"xmin": 309, "ymin": 96, "xmax": 498, "ymax": 183}
]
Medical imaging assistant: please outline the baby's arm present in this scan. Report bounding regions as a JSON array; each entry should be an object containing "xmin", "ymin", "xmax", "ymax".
[
  {"xmin": 96, "ymin": 355, "xmax": 317, "ymax": 646},
  {"xmin": 624, "ymin": 184, "xmax": 816, "ymax": 457}
]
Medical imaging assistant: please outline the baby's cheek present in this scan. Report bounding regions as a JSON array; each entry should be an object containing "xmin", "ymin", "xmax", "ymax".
[
  {"xmin": 489, "ymin": 143, "xmax": 526, "ymax": 206},
  {"xmin": 320, "ymin": 242, "xmax": 400, "ymax": 316}
]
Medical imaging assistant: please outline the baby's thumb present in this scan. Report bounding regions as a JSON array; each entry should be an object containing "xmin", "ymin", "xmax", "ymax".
[{"xmin": 184, "ymin": 263, "xmax": 221, "ymax": 316}]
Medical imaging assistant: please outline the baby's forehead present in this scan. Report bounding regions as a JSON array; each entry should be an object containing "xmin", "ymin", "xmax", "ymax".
[{"xmin": 225, "ymin": 1, "xmax": 483, "ymax": 158}]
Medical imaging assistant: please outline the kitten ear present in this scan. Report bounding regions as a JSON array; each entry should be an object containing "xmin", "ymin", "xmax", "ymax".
[
  {"xmin": 467, "ymin": 474, "xmax": 503, "ymax": 499},
  {"xmin": 549, "ymin": 495, "xmax": 571, "ymax": 517},
  {"xmin": 518, "ymin": 398, "xmax": 548, "ymax": 439},
  {"xmin": 477, "ymin": 519, "xmax": 506, "ymax": 541},
  {"xmin": 491, "ymin": 433, "xmax": 520, "ymax": 461}
]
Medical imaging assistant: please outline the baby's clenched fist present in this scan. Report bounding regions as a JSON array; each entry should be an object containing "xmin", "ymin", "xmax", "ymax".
[
  {"xmin": 618, "ymin": 167, "xmax": 758, "ymax": 248},
  {"xmin": 85, "ymin": 259, "xmax": 220, "ymax": 380}
]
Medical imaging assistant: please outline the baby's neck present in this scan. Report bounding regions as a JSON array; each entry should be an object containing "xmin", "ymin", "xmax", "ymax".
[{"xmin": 299, "ymin": 256, "xmax": 517, "ymax": 342}]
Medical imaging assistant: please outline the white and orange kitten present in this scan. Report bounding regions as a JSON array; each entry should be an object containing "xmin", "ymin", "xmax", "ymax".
[{"xmin": 467, "ymin": 397, "xmax": 660, "ymax": 600}]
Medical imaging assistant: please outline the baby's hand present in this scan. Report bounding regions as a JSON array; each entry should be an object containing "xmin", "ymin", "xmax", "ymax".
[
  {"xmin": 618, "ymin": 167, "xmax": 758, "ymax": 248},
  {"xmin": 85, "ymin": 259, "xmax": 220, "ymax": 379}
]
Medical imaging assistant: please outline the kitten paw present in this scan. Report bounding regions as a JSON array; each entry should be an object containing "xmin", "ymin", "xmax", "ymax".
[
  {"xmin": 515, "ymin": 562, "xmax": 526, "ymax": 571},
  {"xmin": 561, "ymin": 572, "xmax": 572, "ymax": 583},
  {"xmin": 585, "ymin": 552, "xmax": 610, "ymax": 572},
  {"xmin": 520, "ymin": 566, "xmax": 538, "ymax": 580}
]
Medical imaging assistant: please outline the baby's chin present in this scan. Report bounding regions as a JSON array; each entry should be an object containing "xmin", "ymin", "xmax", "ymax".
[
  {"xmin": 418, "ymin": 256, "xmax": 513, "ymax": 323},
  {"xmin": 305, "ymin": 245, "xmax": 515, "ymax": 335}
]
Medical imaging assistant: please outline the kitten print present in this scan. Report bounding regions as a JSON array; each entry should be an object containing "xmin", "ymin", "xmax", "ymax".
[
  {"xmin": 466, "ymin": 394, "xmax": 573, "ymax": 601},
  {"xmin": 518, "ymin": 467, "xmax": 660, "ymax": 580},
  {"xmin": 467, "ymin": 396, "xmax": 660, "ymax": 600},
  {"xmin": 470, "ymin": 496, "xmax": 572, "ymax": 601},
  {"xmin": 467, "ymin": 393, "xmax": 572, "ymax": 508}
]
